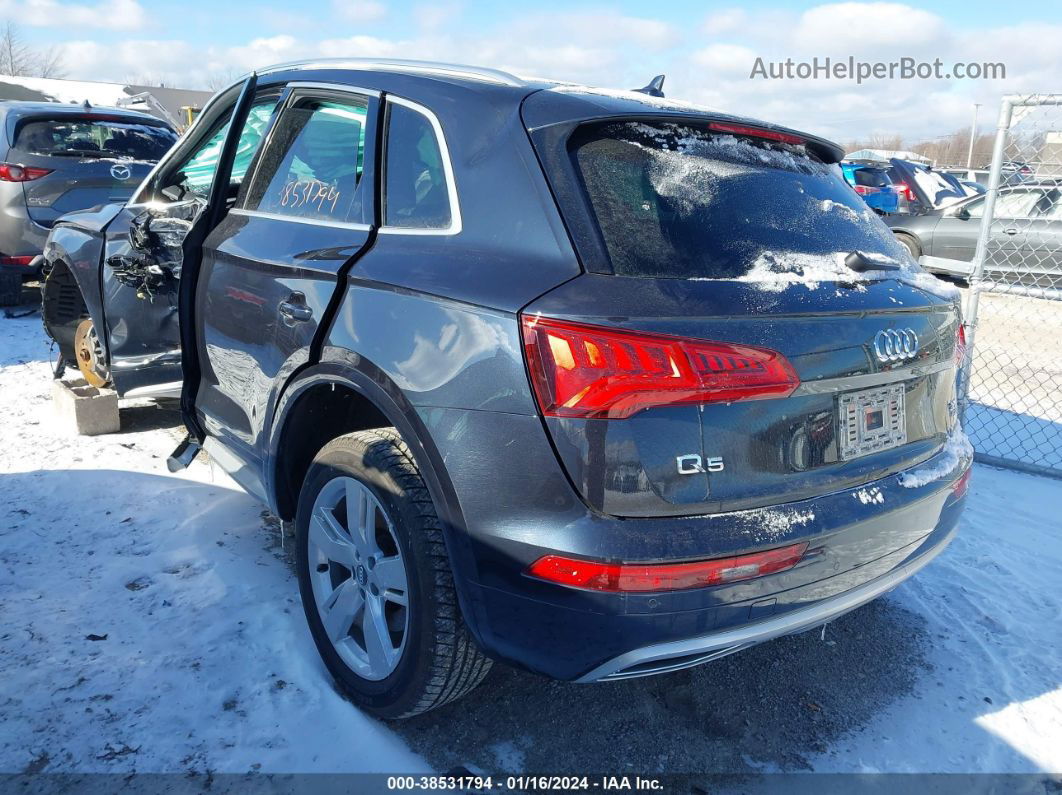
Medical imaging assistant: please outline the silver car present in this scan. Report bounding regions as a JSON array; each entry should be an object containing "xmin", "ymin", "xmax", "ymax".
[
  {"xmin": 887, "ymin": 184, "xmax": 1062, "ymax": 287},
  {"xmin": 0, "ymin": 102, "xmax": 177, "ymax": 304}
]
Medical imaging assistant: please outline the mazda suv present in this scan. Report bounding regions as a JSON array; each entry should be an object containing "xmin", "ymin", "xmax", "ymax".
[{"xmin": 0, "ymin": 102, "xmax": 176, "ymax": 305}]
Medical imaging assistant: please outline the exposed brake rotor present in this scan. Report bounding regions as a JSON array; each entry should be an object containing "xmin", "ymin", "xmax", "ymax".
[{"xmin": 73, "ymin": 317, "xmax": 111, "ymax": 388}]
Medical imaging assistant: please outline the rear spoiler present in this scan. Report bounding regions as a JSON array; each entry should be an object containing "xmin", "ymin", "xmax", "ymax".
[{"xmin": 521, "ymin": 92, "xmax": 845, "ymax": 164}]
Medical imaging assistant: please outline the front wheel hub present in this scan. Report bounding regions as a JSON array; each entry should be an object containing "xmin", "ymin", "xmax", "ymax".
[{"xmin": 73, "ymin": 317, "xmax": 111, "ymax": 388}]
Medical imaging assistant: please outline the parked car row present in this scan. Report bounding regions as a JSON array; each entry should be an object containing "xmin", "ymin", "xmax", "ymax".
[{"xmin": 34, "ymin": 60, "xmax": 970, "ymax": 719}]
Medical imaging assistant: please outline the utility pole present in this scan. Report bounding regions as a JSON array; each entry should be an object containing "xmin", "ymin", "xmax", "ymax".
[{"xmin": 966, "ymin": 102, "xmax": 981, "ymax": 180}]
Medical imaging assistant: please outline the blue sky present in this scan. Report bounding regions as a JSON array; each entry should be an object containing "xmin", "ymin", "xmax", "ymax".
[{"xmin": 5, "ymin": 0, "xmax": 1061, "ymax": 142}]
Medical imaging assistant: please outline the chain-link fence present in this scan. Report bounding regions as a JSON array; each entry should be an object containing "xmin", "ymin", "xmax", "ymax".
[{"xmin": 962, "ymin": 94, "xmax": 1062, "ymax": 478}]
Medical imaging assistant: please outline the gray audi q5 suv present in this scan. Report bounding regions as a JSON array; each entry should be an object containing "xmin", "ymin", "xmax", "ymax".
[{"xmin": 41, "ymin": 60, "xmax": 971, "ymax": 718}]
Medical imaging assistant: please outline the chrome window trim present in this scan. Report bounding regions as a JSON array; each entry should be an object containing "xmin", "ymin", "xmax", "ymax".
[
  {"xmin": 285, "ymin": 81, "xmax": 381, "ymax": 98},
  {"xmin": 228, "ymin": 207, "xmax": 371, "ymax": 231},
  {"xmin": 379, "ymin": 94, "xmax": 462, "ymax": 236}
]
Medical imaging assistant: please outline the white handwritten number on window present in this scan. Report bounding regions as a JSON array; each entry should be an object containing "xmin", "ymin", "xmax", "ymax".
[{"xmin": 279, "ymin": 178, "xmax": 341, "ymax": 213}]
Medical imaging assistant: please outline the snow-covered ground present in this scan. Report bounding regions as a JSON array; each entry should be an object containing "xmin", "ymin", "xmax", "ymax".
[{"xmin": 1, "ymin": 306, "xmax": 1060, "ymax": 777}]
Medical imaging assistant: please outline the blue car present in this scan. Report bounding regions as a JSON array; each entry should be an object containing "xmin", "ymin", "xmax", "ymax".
[{"xmin": 841, "ymin": 162, "xmax": 899, "ymax": 214}]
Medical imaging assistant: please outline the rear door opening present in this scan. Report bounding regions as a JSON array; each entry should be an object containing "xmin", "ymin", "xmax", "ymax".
[{"xmin": 522, "ymin": 110, "xmax": 962, "ymax": 518}]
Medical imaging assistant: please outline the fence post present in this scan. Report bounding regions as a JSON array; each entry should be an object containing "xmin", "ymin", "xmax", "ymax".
[{"xmin": 959, "ymin": 96, "xmax": 1013, "ymax": 418}]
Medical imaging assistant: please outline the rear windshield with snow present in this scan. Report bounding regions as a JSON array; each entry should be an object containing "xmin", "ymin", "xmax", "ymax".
[
  {"xmin": 571, "ymin": 121, "xmax": 906, "ymax": 279},
  {"xmin": 13, "ymin": 116, "xmax": 177, "ymax": 162}
]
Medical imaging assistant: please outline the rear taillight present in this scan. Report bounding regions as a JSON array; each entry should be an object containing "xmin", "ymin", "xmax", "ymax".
[
  {"xmin": 528, "ymin": 543, "xmax": 809, "ymax": 592},
  {"xmin": 707, "ymin": 121, "xmax": 805, "ymax": 146},
  {"xmin": 0, "ymin": 255, "xmax": 35, "ymax": 266},
  {"xmin": 521, "ymin": 315, "xmax": 800, "ymax": 420},
  {"xmin": 955, "ymin": 324, "xmax": 967, "ymax": 368},
  {"xmin": 0, "ymin": 163, "xmax": 53, "ymax": 182},
  {"xmin": 853, "ymin": 185, "xmax": 881, "ymax": 195},
  {"xmin": 895, "ymin": 182, "xmax": 915, "ymax": 202}
]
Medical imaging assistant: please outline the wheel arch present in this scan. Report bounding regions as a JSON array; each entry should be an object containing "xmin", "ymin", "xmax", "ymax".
[
  {"xmin": 890, "ymin": 228, "xmax": 924, "ymax": 257},
  {"xmin": 265, "ymin": 361, "xmax": 468, "ymax": 544},
  {"xmin": 265, "ymin": 360, "xmax": 488, "ymax": 648},
  {"xmin": 41, "ymin": 255, "xmax": 105, "ymax": 366}
]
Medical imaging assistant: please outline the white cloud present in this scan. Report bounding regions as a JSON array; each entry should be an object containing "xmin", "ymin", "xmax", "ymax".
[
  {"xmin": 332, "ymin": 0, "xmax": 386, "ymax": 23},
  {"xmin": 691, "ymin": 44, "xmax": 759, "ymax": 75},
  {"xmin": 318, "ymin": 34, "xmax": 401, "ymax": 59},
  {"xmin": 702, "ymin": 8, "xmax": 745, "ymax": 36},
  {"xmin": 792, "ymin": 2, "xmax": 948, "ymax": 52},
  {"xmin": 50, "ymin": 2, "xmax": 1062, "ymax": 146},
  {"xmin": 412, "ymin": 2, "xmax": 461, "ymax": 30},
  {"xmin": 0, "ymin": 0, "xmax": 147, "ymax": 30}
]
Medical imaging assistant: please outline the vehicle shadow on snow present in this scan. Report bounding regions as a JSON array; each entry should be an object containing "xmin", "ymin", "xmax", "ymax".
[
  {"xmin": 395, "ymin": 598, "xmax": 932, "ymax": 775},
  {"xmin": 1, "ymin": 468, "xmax": 1034, "ymax": 777}
]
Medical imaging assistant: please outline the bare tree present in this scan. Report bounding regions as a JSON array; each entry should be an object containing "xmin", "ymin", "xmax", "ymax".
[
  {"xmin": 0, "ymin": 21, "xmax": 65, "ymax": 78},
  {"xmin": 204, "ymin": 68, "xmax": 243, "ymax": 92},
  {"xmin": 35, "ymin": 44, "xmax": 66, "ymax": 78}
]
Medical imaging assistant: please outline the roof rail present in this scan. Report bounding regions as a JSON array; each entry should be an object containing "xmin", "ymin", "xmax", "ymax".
[{"xmin": 257, "ymin": 58, "xmax": 525, "ymax": 87}]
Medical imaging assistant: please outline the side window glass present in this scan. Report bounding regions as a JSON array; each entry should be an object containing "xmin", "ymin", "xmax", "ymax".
[
  {"xmin": 243, "ymin": 96, "xmax": 367, "ymax": 222},
  {"xmin": 965, "ymin": 198, "xmax": 986, "ymax": 219},
  {"xmin": 383, "ymin": 102, "xmax": 452, "ymax": 229},
  {"xmin": 994, "ymin": 190, "xmax": 1043, "ymax": 220},
  {"xmin": 171, "ymin": 95, "xmax": 279, "ymax": 200},
  {"xmin": 1039, "ymin": 193, "xmax": 1062, "ymax": 220}
]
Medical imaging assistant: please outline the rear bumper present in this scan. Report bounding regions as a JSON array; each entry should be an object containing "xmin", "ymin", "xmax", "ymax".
[
  {"xmin": 574, "ymin": 519, "xmax": 954, "ymax": 681},
  {"xmin": 0, "ymin": 253, "xmax": 44, "ymax": 277},
  {"xmin": 421, "ymin": 407, "xmax": 970, "ymax": 682}
]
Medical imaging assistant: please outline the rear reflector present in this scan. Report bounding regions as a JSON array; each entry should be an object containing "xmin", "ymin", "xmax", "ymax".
[
  {"xmin": 955, "ymin": 324, "xmax": 967, "ymax": 368},
  {"xmin": 708, "ymin": 121, "xmax": 805, "ymax": 146},
  {"xmin": 0, "ymin": 163, "xmax": 53, "ymax": 182},
  {"xmin": 0, "ymin": 255, "xmax": 35, "ymax": 266},
  {"xmin": 952, "ymin": 466, "xmax": 972, "ymax": 498},
  {"xmin": 521, "ymin": 315, "xmax": 800, "ymax": 419},
  {"xmin": 528, "ymin": 543, "xmax": 809, "ymax": 592}
]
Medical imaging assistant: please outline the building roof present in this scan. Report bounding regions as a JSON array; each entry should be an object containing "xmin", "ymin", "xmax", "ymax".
[
  {"xmin": 846, "ymin": 148, "xmax": 932, "ymax": 164},
  {"xmin": 0, "ymin": 75, "xmax": 212, "ymax": 127}
]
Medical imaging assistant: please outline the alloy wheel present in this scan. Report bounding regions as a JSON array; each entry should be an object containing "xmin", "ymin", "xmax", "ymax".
[{"xmin": 307, "ymin": 476, "xmax": 410, "ymax": 681}]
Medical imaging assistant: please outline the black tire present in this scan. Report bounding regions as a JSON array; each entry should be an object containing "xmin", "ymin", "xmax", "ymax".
[
  {"xmin": 0, "ymin": 271, "xmax": 21, "ymax": 307},
  {"xmin": 894, "ymin": 232, "xmax": 921, "ymax": 260},
  {"xmin": 295, "ymin": 427, "xmax": 491, "ymax": 719}
]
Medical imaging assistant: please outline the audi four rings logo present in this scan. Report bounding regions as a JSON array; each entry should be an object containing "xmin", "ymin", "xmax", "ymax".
[
  {"xmin": 110, "ymin": 164, "xmax": 131, "ymax": 181},
  {"xmin": 873, "ymin": 328, "xmax": 919, "ymax": 363}
]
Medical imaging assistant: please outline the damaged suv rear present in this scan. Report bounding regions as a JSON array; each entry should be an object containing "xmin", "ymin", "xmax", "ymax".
[{"xmin": 43, "ymin": 61, "xmax": 971, "ymax": 718}]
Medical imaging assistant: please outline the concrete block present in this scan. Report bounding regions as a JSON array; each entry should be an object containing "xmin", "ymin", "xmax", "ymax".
[{"xmin": 52, "ymin": 378, "xmax": 120, "ymax": 436}]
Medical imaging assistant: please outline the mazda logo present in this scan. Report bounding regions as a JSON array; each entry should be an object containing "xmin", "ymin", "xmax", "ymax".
[
  {"xmin": 873, "ymin": 328, "xmax": 919, "ymax": 363},
  {"xmin": 110, "ymin": 164, "xmax": 132, "ymax": 181}
]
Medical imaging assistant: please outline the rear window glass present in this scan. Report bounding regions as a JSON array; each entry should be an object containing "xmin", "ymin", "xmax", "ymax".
[
  {"xmin": 13, "ymin": 116, "xmax": 176, "ymax": 162},
  {"xmin": 909, "ymin": 165, "xmax": 965, "ymax": 209},
  {"xmin": 852, "ymin": 168, "xmax": 889, "ymax": 188},
  {"xmin": 571, "ymin": 121, "xmax": 905, "ymax": 279}
]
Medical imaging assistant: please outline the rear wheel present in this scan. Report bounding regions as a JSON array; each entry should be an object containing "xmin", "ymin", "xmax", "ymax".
[
  {"xmin": 295, "ymin": 428, "xmax": 491, "ymax": 718},
  {"xmin": 894, "ymin": 232, "xmax": 922, "ymax": 260},
  {"xmin": 0, "ymin": 271, "xmax": 21, "ymax": 307}
]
